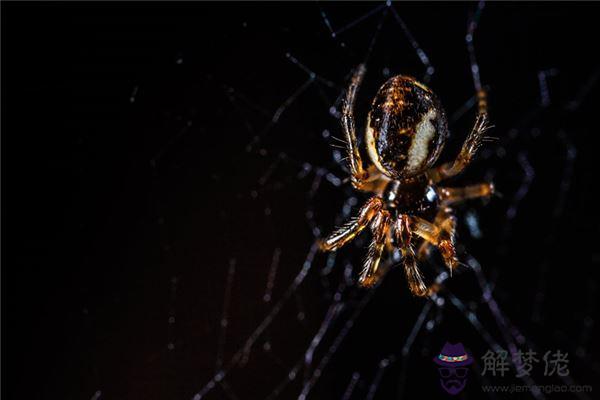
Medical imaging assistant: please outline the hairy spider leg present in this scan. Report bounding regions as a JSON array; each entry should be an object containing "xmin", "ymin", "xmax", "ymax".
[
  {"xmin": 411, "ymin": 214, "xmax": 458, "ymax": 274},
  {"xmin": 417, "ymin": 207, "xmax": 456, "ymax": 259},
  {"xmin": 395, "ymin": 214, "xmax": 429, "ymax": 297},
  {"xmin": 358, "ymin": 209, "xmax": 391, "ymax": 287},
  {"xmin": 438, "ymin": 182, "xmax": 494, "ymax": 205},
  {"xmin": 427, "ymin": 111, "xmax": 491, "ymax": 183},
  {"xmin": 341, "ymin": 64, "xmax": 375, "ymax": 191},
  {"xmin": 319, "ymin": 197, "xmax": 383, "ymax": 251}
]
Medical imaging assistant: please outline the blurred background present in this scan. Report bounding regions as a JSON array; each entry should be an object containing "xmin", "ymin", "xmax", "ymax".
[{"xmin": 4, "ymin": 3, "xmax": 598, "ymax": 399}]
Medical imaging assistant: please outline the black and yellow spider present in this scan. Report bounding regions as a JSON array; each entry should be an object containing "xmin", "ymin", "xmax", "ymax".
[{"xmin": 319, "ymin": 64, "xmax": 494, "ymax": 296}]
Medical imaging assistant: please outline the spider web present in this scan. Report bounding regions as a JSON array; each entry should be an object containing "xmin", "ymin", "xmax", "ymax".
[
  {"xmin": 5, "ymin": 3, "xmax": 599, "ymax": 400},
  {"xmin": 180, "ymin": 3, "xmax": 599, "ymax": 400}
]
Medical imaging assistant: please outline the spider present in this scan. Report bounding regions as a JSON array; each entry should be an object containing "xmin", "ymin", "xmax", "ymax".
[{"xmin": 319, "ymin": 64, "xmax": 494, "ymax": 297}]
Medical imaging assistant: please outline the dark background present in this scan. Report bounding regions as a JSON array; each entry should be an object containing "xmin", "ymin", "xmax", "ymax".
[{"xmin": 3, "ymin": 2, "xmax": 598, "ymax": 400}]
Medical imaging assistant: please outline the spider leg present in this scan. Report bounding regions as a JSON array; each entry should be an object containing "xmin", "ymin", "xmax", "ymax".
[
  {"xmin": 395, "ymin": 214, "xmax": 429, "ymax": 297},
  {"xmin": 319, "ymin": 196, "xmax": 383, "ymax": 252},
  {"xmin": 358, "ymin": 209, "xmax": 391, "ymax": 287},
  {"xmin": 411, "ymin": 213, "xmax": 458, "ymax": 273},
  {"xmin": 417, "ymin": 207, "xmax": 456, "ymax": 259},
  {"xmin": 438, "ymin": 182, "xmax": 494, "ymax": 205},
  {"xmin": 385, "ymin": 225, "xmax": 395, "ymax": 253},
  {"xmin": 477, "ymin": 88, "xmax": 489, "ymax": 115},
  {"xmin": 342, "ymin": 64, "xmax": 372, "ymax": 190},
  {"xmin": 427, "ymin": 112, "xmax": 491, "ymax": 183}
]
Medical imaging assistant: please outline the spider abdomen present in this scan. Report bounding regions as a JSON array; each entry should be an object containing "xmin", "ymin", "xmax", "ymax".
[{"xmin": 365, "ymin": 75, "xmax": 449, "ymax": 179}]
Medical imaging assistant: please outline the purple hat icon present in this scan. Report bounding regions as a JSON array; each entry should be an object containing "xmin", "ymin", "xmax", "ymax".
[{"xmin": 433, "ymin": 342, "xmax": 474, "ymax": 367}]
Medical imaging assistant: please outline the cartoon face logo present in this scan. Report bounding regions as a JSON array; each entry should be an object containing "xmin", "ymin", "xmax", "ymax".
[{"xmin": 433, "ymin": 342, "xmax": 473, "ymax": 395}]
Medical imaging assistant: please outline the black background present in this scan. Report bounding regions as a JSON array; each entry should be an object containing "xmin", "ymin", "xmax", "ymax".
[{"xmin": 3, "ymin": 2, "xmax": 599, "ymax": 400}]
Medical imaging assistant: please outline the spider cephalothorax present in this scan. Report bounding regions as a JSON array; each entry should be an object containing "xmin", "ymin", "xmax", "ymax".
[{"xmin": 320, "ymin": 64, "xmax": 493, "ymax": 296}]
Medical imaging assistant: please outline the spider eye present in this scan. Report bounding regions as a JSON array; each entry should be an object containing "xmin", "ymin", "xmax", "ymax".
[{"xmin": 426, "ymin": 186, "xmax": 438, "ymax": 203}]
